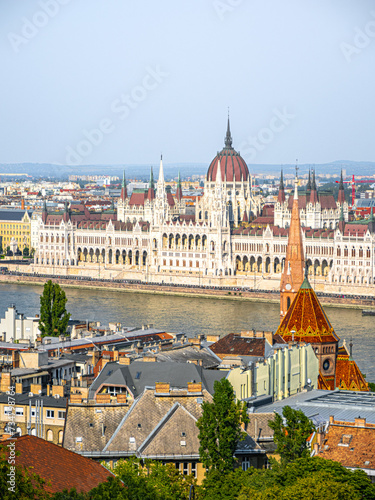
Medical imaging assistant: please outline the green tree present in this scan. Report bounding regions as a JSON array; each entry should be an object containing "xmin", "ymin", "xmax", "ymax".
[
  {"xmin": 22, "ymin": 247, "xmax": 29, "ymax": 257},
  {"xmin": 39, "ymin": 280, "xmax": 71, "ymax": 337},
  {"xmin": 198, "ymin": 468, "xmax": 246, "ymax": 500},
  {"xmin": 268, "ymin": 406, "xmax": 315, "ymax": 465},
  {"xmin": 196, "ymin": 378, "xmax": 249, "ymax": 474},
  {"xmin": 237, "ymin": 457, "xmax": 375, "ymax": 500}
]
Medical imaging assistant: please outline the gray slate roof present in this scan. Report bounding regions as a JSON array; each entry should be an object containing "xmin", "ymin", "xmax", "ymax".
[
  {"xmin": 0, "ymin": 393, "xmax": 67, "ymax": 408},
  {"xmin": 0, "ymin": 210, "xmax": 32, "ymax": 221},
  {"xmin": 63, "ymin": 404, "xmax": 129, "ymax": 452},
  {"xmin": 88, "ymin": 360, "xmax": 228, "ymax": 399}
]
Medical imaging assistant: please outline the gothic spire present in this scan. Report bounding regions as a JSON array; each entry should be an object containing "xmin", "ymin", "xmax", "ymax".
[
  {"xmin": 294, "ymin": 164, "xmax": 299, "ymax": 201},
  {"xmin": 120, "ymin": 170, "xmax": 128, "ymax": 201},
  {"xmin": 312, "ymin": 169, "xmax": 317, "ymax": 191},
  {"xmin": 277, "ymin": 169, "xmax": 285, "ymax": 204},
  {"xmin": 147, "ymin": 167, "xmax": 155, "ymax": 201},
  {"xmin": 63, "ymin": 200, "xmax": 70, "ymax": 223},
  {"xmin": 42, "ymin": 198, "xmax": 48, "ymax": 223},
  {"xmin": 338, "ymin": 170, "xmax": 346, "ymax": 204},
  {"xmin": 339, "ymin": 170, "xmax": 344, "ymax": 190},
  {"xmin": 158, "ymin": 154, "xmax": 165, "ymax": 184},
  {"xmin": 310, "ymin": 169, "xmax": 318, "ymax": 204},
  {"xmin": 306, "ymin": 169, "xmax": 311, "ymax": 191},
  {"xmin": 224, "ymin": 111, "xmax": 233, "ymax": 149},
  {"xmin": 149, "ymin": 166, "xmax": 154, "ymax": 189},
  {"xmin": 338, "ymin": 202, "xmax": 345, "ymax": 233},
  {"xmin": 216, "ymin": 158, "xmax": 222, "ymax": 185},
  {"xmin": 176, "ymin": 171, "xmax": 183, "ymax": 201}
]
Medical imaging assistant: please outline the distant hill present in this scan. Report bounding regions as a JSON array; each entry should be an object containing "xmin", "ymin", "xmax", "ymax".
[{"xmin": 0, "ymin": 160, "xmax": 374, "ymax": 180}]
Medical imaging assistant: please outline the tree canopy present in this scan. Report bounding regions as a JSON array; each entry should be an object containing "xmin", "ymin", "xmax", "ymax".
[
  {"xmin": 39, "ymin": 280, "xmax": 71, "ymax": 337},
  {"xmin": 268, "ymin": 405, "xmax": 315, "ymax": 465},
  {"xmin": 196, "ymin": 378, "xmax": 249, "ymax": 473}
]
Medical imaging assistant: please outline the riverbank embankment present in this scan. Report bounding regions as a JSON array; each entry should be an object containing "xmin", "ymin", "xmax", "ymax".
[{"xmin": 1, "ymin": 274, "xmax": 374, "ymax": 310}]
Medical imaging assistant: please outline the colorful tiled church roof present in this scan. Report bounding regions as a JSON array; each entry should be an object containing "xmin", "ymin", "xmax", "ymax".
[
  {"xmin": 335, "ymin": 344, "xmax": 369, "ymax": 392},
  {"xmin": 276, "ymin": 276, "xmax": 340, "ymax": 344}
]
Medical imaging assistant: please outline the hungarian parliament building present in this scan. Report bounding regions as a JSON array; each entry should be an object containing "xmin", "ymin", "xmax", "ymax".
[{"xmin": 34, "ymin": 121, "xmax": 375, "ymax": 294}]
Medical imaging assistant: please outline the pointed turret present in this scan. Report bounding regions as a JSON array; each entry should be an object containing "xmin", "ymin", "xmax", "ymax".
[
  {"xmin": 310, "ymin": 170, "xmax": 318, "ymax": 204},
  {"xmin": 368, "ymin": 207, "xmax": 375, "ymax": 234},
  {"xmin": 338, "ymin": 202, "xmax": 345, "ymax": 233},
  {"xmin": 176, "ymin": 171, "xmax": 183, "ymax": 201},
  {"xmin": 158, "ymin": 154, "xmax": 165, "ymax": 184},
  {"xmin": 224, "ymin": 112, "xmax": 233, "ymax": 149},
  {"xmin": 120, "ymin": 170, "xmax": 128, "ymax": 201},
  {"xmin": 337, "ymin": 170, "xmax": 345, "ymax": 204},
  {"xmin": 306, "ymin": 169, "xmax": 311, "ymax": 191},
  {"xmin": 216, "ymin": 158, "xmax": 222, "ymax": 186},
  {"xmin": 280, "ymin": 168, "xmax": 305, "ymax": 318},
  {"xmin": 63, "ymin": 200, "xmax": 70, "ymax": 223},
  {"xmin": 242, "ymin": 210, "xmax": 248, "ymax": 223},
  {"xmin": 42, "ymin": 199, "xmax": 48, "ymax": 224},
  {"xmin": 277, "ymin": 170, "xmax": 285, "ymax": 204},
  {"xmin": 147, "ymin": 167, "xmax": 155, "ymax": 201}
]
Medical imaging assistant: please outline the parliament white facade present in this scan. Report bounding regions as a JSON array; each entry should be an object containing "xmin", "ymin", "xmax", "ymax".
[{"xmin": 33, "ymin": 122, "xmax": 375, "ymax": 293}]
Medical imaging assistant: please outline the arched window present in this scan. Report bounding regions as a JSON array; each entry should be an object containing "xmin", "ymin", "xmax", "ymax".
[{"xmin": 47, "ymin": 430, "xmax": 53, "ymax": 442}]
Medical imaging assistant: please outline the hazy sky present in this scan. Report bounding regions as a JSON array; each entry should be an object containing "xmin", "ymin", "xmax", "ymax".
[{"xmin": 0, "ymin": 0, "xmax": 374, "ymax": 169}]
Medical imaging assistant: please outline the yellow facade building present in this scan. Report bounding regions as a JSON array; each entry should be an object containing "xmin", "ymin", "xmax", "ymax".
[{"xmin": 0, "ymin": 210, "xmax": 32, "ymax": 254}]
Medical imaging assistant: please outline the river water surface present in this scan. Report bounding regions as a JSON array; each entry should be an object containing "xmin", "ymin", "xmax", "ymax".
[{"xmin": 2, "ymin": 283, "xmax": 374, "ymax": 381}]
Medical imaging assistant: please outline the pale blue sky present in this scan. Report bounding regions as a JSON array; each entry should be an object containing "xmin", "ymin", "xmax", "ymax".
[{"xmin": 0, "ymin": 0, "xmax": 374, "ymax": 167}]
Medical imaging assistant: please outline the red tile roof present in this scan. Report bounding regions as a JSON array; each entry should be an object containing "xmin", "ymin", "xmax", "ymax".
[
  {"xmin": 129, "ymin": 192, "xmax": 147, "ymax": 206},
  {"xmin": 209, "ymin": 333, "xmax": 265, "ymax": 360},
  {"xmin": 287, "ymin": 193, "xmax": 337, "ymax": 210},
  {"xmin": 2, "ymin": 435, "xmax": 113, "ymax": 494},
  {"xmin": 318, "ymin": 419, "xmax": 375, "ymax": 469}
]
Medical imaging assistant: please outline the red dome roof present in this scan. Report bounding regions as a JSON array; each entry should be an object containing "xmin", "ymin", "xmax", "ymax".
[{"xmin": 207, "ymin": 118, "xmax": 249, "ymax": 182}]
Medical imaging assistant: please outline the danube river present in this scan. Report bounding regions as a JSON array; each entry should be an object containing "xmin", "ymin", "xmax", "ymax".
[{"xmin": 2, "ymin": 283, "xmax": 375, "ymax": 381}]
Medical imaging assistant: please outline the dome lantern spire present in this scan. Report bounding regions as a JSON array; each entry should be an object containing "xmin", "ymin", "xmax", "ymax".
[{"xmin": 224, "ymin": 110, "xmax": 233, "ymax": 149}]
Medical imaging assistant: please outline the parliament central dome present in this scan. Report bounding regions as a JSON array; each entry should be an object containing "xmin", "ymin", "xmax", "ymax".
[{"xmin": 206, "ymin": 118, "xmax": 250, "ymax": 183}]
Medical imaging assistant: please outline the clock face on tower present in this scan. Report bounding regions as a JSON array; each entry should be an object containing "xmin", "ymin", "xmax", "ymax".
[
  {"xmin": 285, "ymin": 284, "xmax": 292, "ymax": 290},
  {"xmin": 323, "ymin": 359, "xmax": 330, "ymax": 371}
]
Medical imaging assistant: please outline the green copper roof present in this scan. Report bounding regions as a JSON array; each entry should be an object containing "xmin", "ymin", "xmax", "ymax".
[{"xmin": 300, "ymin": 277, "xmax": 312, "ymax": 289}]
